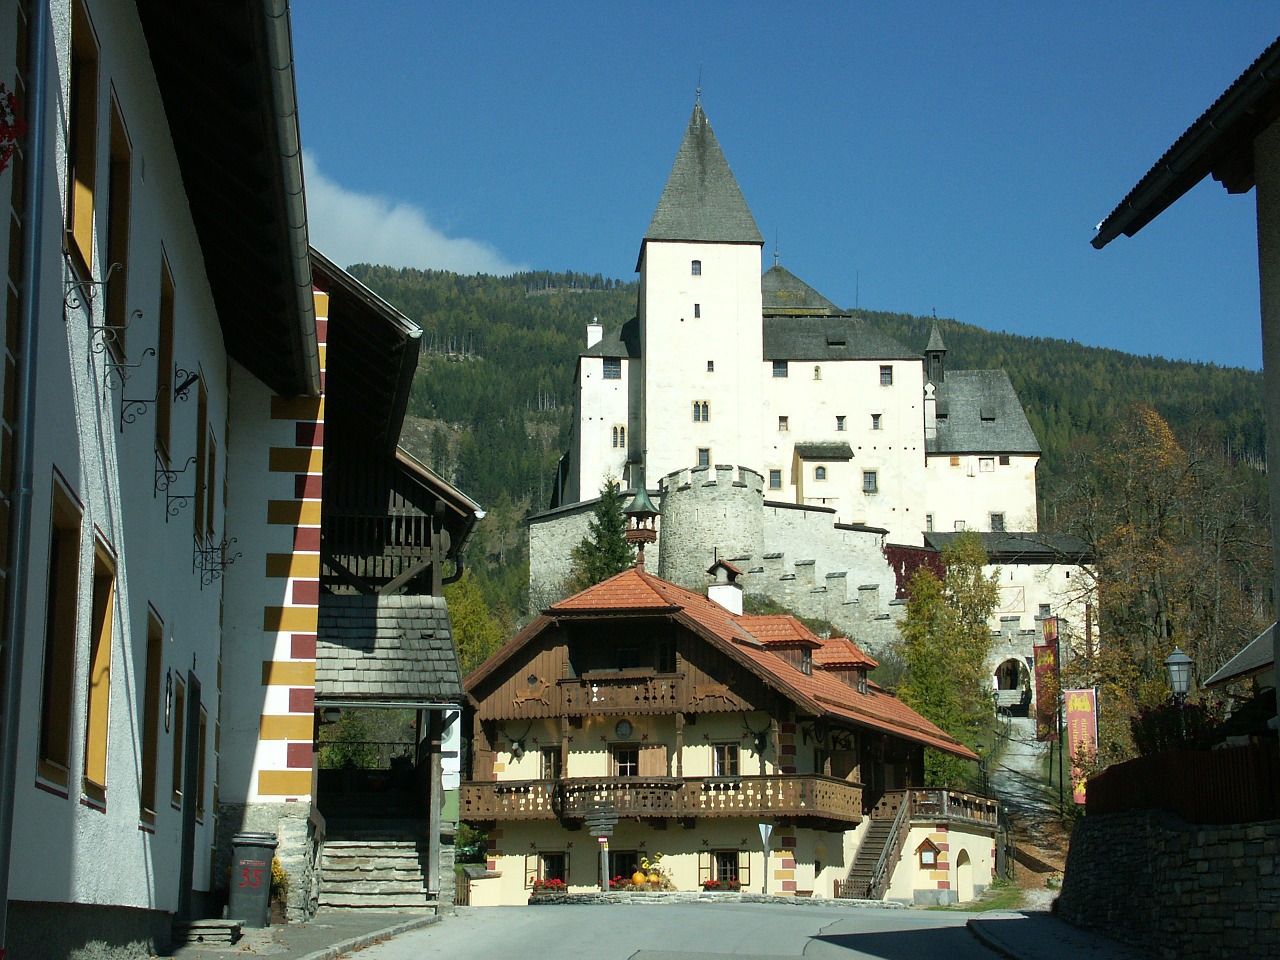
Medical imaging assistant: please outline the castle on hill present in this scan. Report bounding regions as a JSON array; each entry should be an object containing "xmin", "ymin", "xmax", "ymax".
[{"xmin": 529, "ymin": 102, "xmax": 1088, "ymax": 692}]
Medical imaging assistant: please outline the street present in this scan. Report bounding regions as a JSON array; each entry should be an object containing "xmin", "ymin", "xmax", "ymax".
[{"xmin": 348, "ymin": 903, "xmax": 1002, "ymax": 960}]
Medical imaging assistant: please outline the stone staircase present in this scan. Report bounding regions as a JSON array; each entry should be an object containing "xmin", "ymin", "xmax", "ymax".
[{"xmin": 319, "ymin": 828, "xmax": 438, "ymax": 910}]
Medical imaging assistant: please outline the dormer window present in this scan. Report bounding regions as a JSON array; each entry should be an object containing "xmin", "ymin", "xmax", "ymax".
[
  {"xmin": 801, "ymin": 648, "xmax": 812, "ymax": 675},
  {"xmin": 856, "ymin": 668, "xmax": 868, "ymax": 695},
  {"xmin": 691, "ymin": 260, "xmax": 702, "ymax": 276}
]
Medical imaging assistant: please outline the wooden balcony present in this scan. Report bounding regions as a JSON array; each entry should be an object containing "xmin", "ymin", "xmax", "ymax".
[
  {"xmin": 460, "ymin": 775, "xmax": 863, "ymax": 827},
  {"xmin": 558, "ymin": 672, "xmax": 682, "ymax": 714},
  {"xmin": 910, "ymin": 788, "xmax": 1001, "ymax": 826}
]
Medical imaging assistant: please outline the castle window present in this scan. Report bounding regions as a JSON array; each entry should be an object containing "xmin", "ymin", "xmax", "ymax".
[
  {"xmin": 925, "ymin": 513, "xmax": 934, "ymax": 532},
  {"xmin": 954, "ymin": 520, "xmax": 966, "ymax": 531},
  {"xmin": 979, "ymin": 457, "xmax": 995, "ymax": 472},
  {"xmin": 693, "ymin": 400, "xmax": 710, "ymax": 422},
  {"xmin": 691, "ymin": 260, "xmax": 702, "ymax": 276},
  {"xmin": 694, "ymin": 303, "xmax": 701, "ymax": 318},
  {"xmin": 871, "ymin": 413, "xmax": 882, "ymax": 431},
  {"xmin": 814, "ymin": 466, "xmax": 827, "ymax": 481},
  {"xmin": 707, "ymin": 360, "xmax": 714, "ymax": 372},
  {"xmin": 697, "ymin": 448, "xmax": 710, "ymax": 468},
  {"xmin": 778, "ymin": 415, "xmax": 788, "ymax": 432},
  {"xmin": 862, "ymin": 470, "xmax": 878, "ymax": 494},
  {"xmin": 603, "ymin": 357, "xmax": 621, "ymax": 379},
  {"xmin": 813, "ymin": 365, "xmax": 821, "ymax": 380},
  {"xmin": 836, "ymin": 415, "xmax": 846, "ymax": 431},
  {"xmin": 990, "ymin": 512, "xmax": 1005, "ymax": 532},
  {"xmin": 768, "ymin": 469, "xmax": 782, "ymax": 489},
  {"xmin": 879, "ymin": 365, "xmax": 893, "ymax": 386},
  {"xmin": 999, "ymin": 454, "xmax": 1010, "ymax": 466},
  {"xmin": 772, "ymin": 360, "xmax": 788, "ymax": 378},
  {"xmin": 612, "ymin": 425, "xmax": 625, "ymax": 448},
  {"xmin": 950, "ymin": 455, "xmax": 961, "ymax": 467}
]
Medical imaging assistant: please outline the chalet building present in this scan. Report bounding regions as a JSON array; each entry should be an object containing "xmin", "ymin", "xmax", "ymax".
[
  {"xmin": 462, "ymin": 559, "xmax": 1001, "ymax": 906},
  {"xmin": 0, "ymin": 2, "xmax": 479, "ymax": 954},
  {"xmin": 528, "ymin": 102, "xmax": 1089, "ymax": 673}
]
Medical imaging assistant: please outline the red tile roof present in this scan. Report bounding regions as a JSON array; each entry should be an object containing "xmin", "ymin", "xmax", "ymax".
[{"xmin": 814, "ymin": 636, "xmax": 879, "ymax": 669}]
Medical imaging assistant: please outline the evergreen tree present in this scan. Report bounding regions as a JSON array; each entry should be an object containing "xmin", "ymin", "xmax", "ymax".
[
  {"xmin": 567, "ymin": 479, "xmax": 634, "ymax": 591},
  {"xmin": 898, "ymin": 533, "xmax": 1000, "ymax": 786}
]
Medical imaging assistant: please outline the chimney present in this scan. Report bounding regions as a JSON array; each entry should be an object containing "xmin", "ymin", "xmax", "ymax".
[
  {"xmin": 924, "ymin": 381, "xmax": 937, "ymax": 441},
  {"xmin": 586, "ymin": 316, "xmax": 603, "ymax": 349},
  {"xmin": 706, "ymin": 559, "xmax": 744, "ymax": 615}
]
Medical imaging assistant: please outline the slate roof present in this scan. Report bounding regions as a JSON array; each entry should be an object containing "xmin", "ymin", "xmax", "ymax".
[
  {"xmin": 317, "ymin": 594, "xmax": 462, "ymax": 703},
  {"xmin": 763, "ymin": 317, "xmax": 920, "ymax": 361},
  {"xmin": 1204, "ymin": 623, "xmax": 1275, "ymax": 689},
  {"xmin": 923, "ymin": 532, "xmax": 1092, "ymax": 563},
  {"xmin": 761, "ymin": 265, "xmax": 845, "ymax": 317},
  {"xmin": 929, "ymin": 369, "xmax": 1041, "ymax": 454},
  {"xmin": 583, "ymin": 317, "xmax": 641, "ymax": 359},
  {"xmin": 926, "ymin": 323, "xmax": 947, "ymax": 352},
  {"xmin": 642, "ymin": 103, "xmax": 764, "ymax": 250},
  {"xmin": 793, "ymin": 442, "xmax": 854, "ymax": 461},
  {"xmin": 469, "ymin": 567, "xmax": 974, "ymax": 759}
]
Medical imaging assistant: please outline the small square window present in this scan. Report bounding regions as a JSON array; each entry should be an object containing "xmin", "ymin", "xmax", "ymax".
[
  {"xmin": 954, "ymin": 520, "xmax": 966, "ymax": 531},
  {"xmin": 768, "ymin": 469, "xmax": 782, "ymax": 489},
  {"xmin": 836, "ymin": 415, "xmax": 846, "ymax": 432},
  {"xmin": 603, "ymin": 357, "xmax": 621, "ymax": 379},
  {"xmin": 814, "ymin": 466, "xmax": 827, "ymax": 481},
  {"xmin": 773, "ymin": 360, "xmax": 788, "ymax": 378},
  {"xmin": 778, "ymin": 415, "xmax": 788, "ymax": 432},
  {"xmin": 612, "ymin": 746, "xmax": 639, "ymax": 777},
  {"xmin": 950, "ymin": 455, "xmax": 961, "ymax": 467},
  {"xmin": 707, "ymin": 360, "xmax": 714, "ymax": 372},
  {"xmin": 871, "ymin": 413, "xmax": 882, "ymax": 430},
  {"xmin": 990, "ymin": 512, "xmax": 1005, "ymax": 532},
  {"xmin": 999, "ymin": 455, "xmax": 1010, "ymax": 466},
  {"xmin": 691, "ymin": 260, "xmax": 702, "ymax": 276},
  {"xmin": 694, "ymin": 303, "xmax": 701, "ymax": 318},
  {"xmin": 712, "ymin": 743, "xmax": 740, "ymax": 777},
  {"xmin": 697, "ymin": 448, "xmax": 710, "ymax": 468},
  {"xmin": 862, "ymin": 470, "xmax": 878, "ymax": 494},
  {"xmin": 979, "ymin": 457, "xmax": 995, "ymax": 472},
  {"xmin": 879, "ymin": 365, "xmax": 893, "ymax": 386}
]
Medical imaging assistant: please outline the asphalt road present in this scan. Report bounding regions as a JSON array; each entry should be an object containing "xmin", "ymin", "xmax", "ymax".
[{"xmin": 348, "ymin": 903, "xmax": 1002, "ymax": 960}]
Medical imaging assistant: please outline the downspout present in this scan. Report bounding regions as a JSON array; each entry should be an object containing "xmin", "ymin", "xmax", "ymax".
[
  {"xmin": 0, "ymin": 0, "xmax": 51, "ymax": 953},
  {"xmin": 263, "ymin": 0, "xmax": 320, "ymax": 397}
]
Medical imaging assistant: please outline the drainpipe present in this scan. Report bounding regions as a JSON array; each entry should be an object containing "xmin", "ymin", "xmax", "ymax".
[{"xmin": 0, "ymin": 1, "xmax": 51, "ymax": 954}]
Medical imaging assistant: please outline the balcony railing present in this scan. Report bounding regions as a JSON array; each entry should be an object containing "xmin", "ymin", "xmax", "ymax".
[
  {"xmin": 460, "ymin": 775, "xmax": 863, "ymax": 825},
  {"xmin": 558, "ymin": 673, "xmax": 681, "ymax": 714},
  {"xmin": 910, "ymin": 788, "xmax": 1000, "ymax": 826}
]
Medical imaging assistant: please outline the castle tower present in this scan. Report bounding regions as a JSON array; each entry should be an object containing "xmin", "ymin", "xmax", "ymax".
[
  {"xmin": 656, "ymin": 464, "xmax": 765, "ymax": 589},
  {"xmin": 637, "ymin": 103, "xmax": 765, "ymax": 483}
]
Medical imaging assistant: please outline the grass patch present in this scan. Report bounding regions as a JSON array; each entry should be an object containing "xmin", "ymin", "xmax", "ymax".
[{"xmin": 925, "ymin": 880, "xmax": 1024, "ymax": 912}]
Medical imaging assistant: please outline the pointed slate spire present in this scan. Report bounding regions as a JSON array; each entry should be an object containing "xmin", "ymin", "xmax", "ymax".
[
  {"xmin": 644, "ymin": 103, "xmax": 764, "ymax": 246},
  {"xmin": 926, "ymin": 322, "xmax": 946, "ymax": 385},
  {"xmin": 926, "ymin": 323, "xmax": 947, "ymax": 352}
]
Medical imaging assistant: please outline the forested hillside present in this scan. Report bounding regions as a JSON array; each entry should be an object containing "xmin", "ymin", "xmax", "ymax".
[{"xmin": 347, "ymin": 265, "xmax": 1268, "ymax": 619}]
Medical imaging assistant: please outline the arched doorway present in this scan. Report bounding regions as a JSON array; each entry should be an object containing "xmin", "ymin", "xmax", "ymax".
[
  {"xmin": 955, "ymin": 849, "xmax": 973, "ymax": 903},
  {"xmin": 994, "ymin": 658, "xmax": 1030, "ymax": 715}
]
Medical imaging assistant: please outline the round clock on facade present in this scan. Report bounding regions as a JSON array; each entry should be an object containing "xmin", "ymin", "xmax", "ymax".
[{"xmin": 615, "ymin": 720, "xmax": 634, "ymax": 740}]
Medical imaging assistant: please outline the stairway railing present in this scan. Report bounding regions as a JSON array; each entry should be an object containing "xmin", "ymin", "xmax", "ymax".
[{"xmin": 866, "ymin": 790, "xmax": 914, "ymax": 900}]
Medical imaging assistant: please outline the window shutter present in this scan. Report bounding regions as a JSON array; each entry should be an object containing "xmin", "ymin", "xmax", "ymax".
[
  {"xmin": 698, "ymin": 851, "xmax": 711, "ymax": 884},
  {"xmin": 639, "ymin": 744, "xmax": 668, "ymax": 777},
  {"xmin": 563, "ymin": 852, "xmax": 570, "ymax": 884},
  {"xmin": 525, "ymin": 854, "xmax": 538, "ymax": 888},
  {"xmin": 738, "ymin": 851, "xmax": 751, "ymax": 886}
]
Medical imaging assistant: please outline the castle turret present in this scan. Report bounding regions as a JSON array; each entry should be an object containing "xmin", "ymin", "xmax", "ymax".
[{"xmin": 656, "ymin": 464, "xmax": 764, "ymax": 589}]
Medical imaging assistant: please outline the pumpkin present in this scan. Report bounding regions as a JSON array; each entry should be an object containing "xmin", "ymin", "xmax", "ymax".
[
  {"xmin": 632, "ymin": 870, "xmax": 648, "ymax": 887},
  {"xmin": 648, "ymin": 872, "xmax": 660, "ymax": 885}
]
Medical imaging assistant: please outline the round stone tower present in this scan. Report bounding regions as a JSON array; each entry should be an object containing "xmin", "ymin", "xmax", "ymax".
[{"xmin": 656, "ymin": 464, "xmax": 765, "ymax": 590}]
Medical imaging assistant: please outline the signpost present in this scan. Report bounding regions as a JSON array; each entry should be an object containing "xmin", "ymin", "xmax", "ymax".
[
  {"xmin": 758, "ymin": 823, "xmax": 773, "ymax": 896},
  {"xmin": 585, "ymin": 802, "xmax": 618, "ymax": 892}
]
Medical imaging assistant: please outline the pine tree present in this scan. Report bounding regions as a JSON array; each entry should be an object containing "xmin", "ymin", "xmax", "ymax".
[{"xmin": 567, "ymin": 479, "xmax": 635, "ymax": 591}]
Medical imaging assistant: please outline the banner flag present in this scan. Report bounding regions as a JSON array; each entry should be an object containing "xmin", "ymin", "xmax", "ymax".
[
  {"xmin": 1064, "ymin": 688, "xmax": 1098, "ymax": 805},
  {"xmin": 1033, "ymin": 643, "xmax": 1060, "ymax": 742}
]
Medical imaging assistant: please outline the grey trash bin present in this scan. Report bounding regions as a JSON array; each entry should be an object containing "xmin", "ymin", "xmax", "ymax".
[{"xmin": 228, "ymin": 832, "xmax": 278, "ymax": 927}]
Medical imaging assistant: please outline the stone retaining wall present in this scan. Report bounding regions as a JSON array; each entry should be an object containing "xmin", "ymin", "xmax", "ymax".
[
  {"xmin": 1058, "ymin": 810, "xmax": 1280, "ymax": 959},
  {"xmin": 526, "ymin": 890, "xmax": 904, "ymax": 908}
]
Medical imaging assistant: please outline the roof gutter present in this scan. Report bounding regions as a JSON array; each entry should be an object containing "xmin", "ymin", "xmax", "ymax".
[{"xmin": 263, "ymin": 0, "xmax": 320, "ymax": 396}]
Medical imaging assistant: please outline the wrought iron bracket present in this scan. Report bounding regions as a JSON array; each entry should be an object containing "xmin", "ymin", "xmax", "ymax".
[
  {"xmin": 155, "ymin": 451, "xmax": 197, "ymax": 520},
  {"xmin": 120, "ymin": 362, "xmax": 194, "ymax": 432},
  {"xmin": 64, "ymin": 260, "xmax": 120, "ymax": 314},
  {"xmin": 194, "ymin": 535, "xmax": 241, "ymax": 589}
]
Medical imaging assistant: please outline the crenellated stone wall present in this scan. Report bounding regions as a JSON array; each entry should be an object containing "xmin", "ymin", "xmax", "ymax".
[{"xmin": 1058, "ymin": 809, "xmax": 1280, "ymax": 959}]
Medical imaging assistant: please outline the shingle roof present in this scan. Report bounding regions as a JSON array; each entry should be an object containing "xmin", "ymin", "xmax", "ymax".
[
  {"xmin": 923, "ymin": 531, "xmax": 1092, "ymax": 562},
  {"xmin": 1204, "ymin": 623, "xmax": 1275, "ymax": 689},
  {"xmin": 763, "ymin": 317, "xmax": 920, "ymax": 361},
  {"xmin": 793, "ymin": 442, "xmax": 854, "ymax": 461},
  {"xmin": 468, "ymin": 567, "xmax": 973, "ymax": 758},
  {"xmin": 317, "ymin": 594, "xmax": 462, "ymax": 702},
  {"xmin": 926, "ymin": 323, "xmax": 947, "ymax": 352},
  {"xmin": 761, "ymin": 265, "xmax": 845, "ymax": 317},
  {"xmin": 642, "ymin": 103, "xmax": 763, "ymax": 248},
  {"xmin": 928, "ymin": 369, "xmax": 1041, "ymax": 454},
  {"xmin": 583, "ymin": 317, "xmax": 641, "ymax": 359}
]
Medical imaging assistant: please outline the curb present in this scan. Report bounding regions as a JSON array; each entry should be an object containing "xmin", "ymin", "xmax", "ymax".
[
  {"xmin": 295, "ymin": 913, "xmax": 441, "ymax": 960},
  {"xmin": 966, "ymin": 917, "xmax": 1026, "ymax": 960}
]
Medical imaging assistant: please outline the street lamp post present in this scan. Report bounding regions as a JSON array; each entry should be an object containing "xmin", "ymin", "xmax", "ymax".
[{"xmin": 1164, "ymin": 646, "xmax": 1194, "ymax": 741}]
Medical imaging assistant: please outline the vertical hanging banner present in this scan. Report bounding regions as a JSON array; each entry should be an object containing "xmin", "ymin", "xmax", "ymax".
[
  {"xmin": 1033, "ymin": 642, "xmax": 1060, "ymax": 742},
  {"xmin": 1064, "ymin": 688, "xmax": 1098, "ymax": 805}
]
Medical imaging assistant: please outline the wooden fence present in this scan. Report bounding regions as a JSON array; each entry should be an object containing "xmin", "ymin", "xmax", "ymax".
[{"xmin": 1087, "ymin": 742, "xmax": 1280, "ymax": 824}]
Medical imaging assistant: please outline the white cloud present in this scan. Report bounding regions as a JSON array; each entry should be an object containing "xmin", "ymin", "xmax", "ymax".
[{"xmin": 302, "ymin": 153, "xmax": 526, "ymax": 275}]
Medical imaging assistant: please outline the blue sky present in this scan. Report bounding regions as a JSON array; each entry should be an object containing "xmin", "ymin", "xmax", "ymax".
[{"xmin": 291, "ymin": 2, "xmax": 1280, "ymax": 370}]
